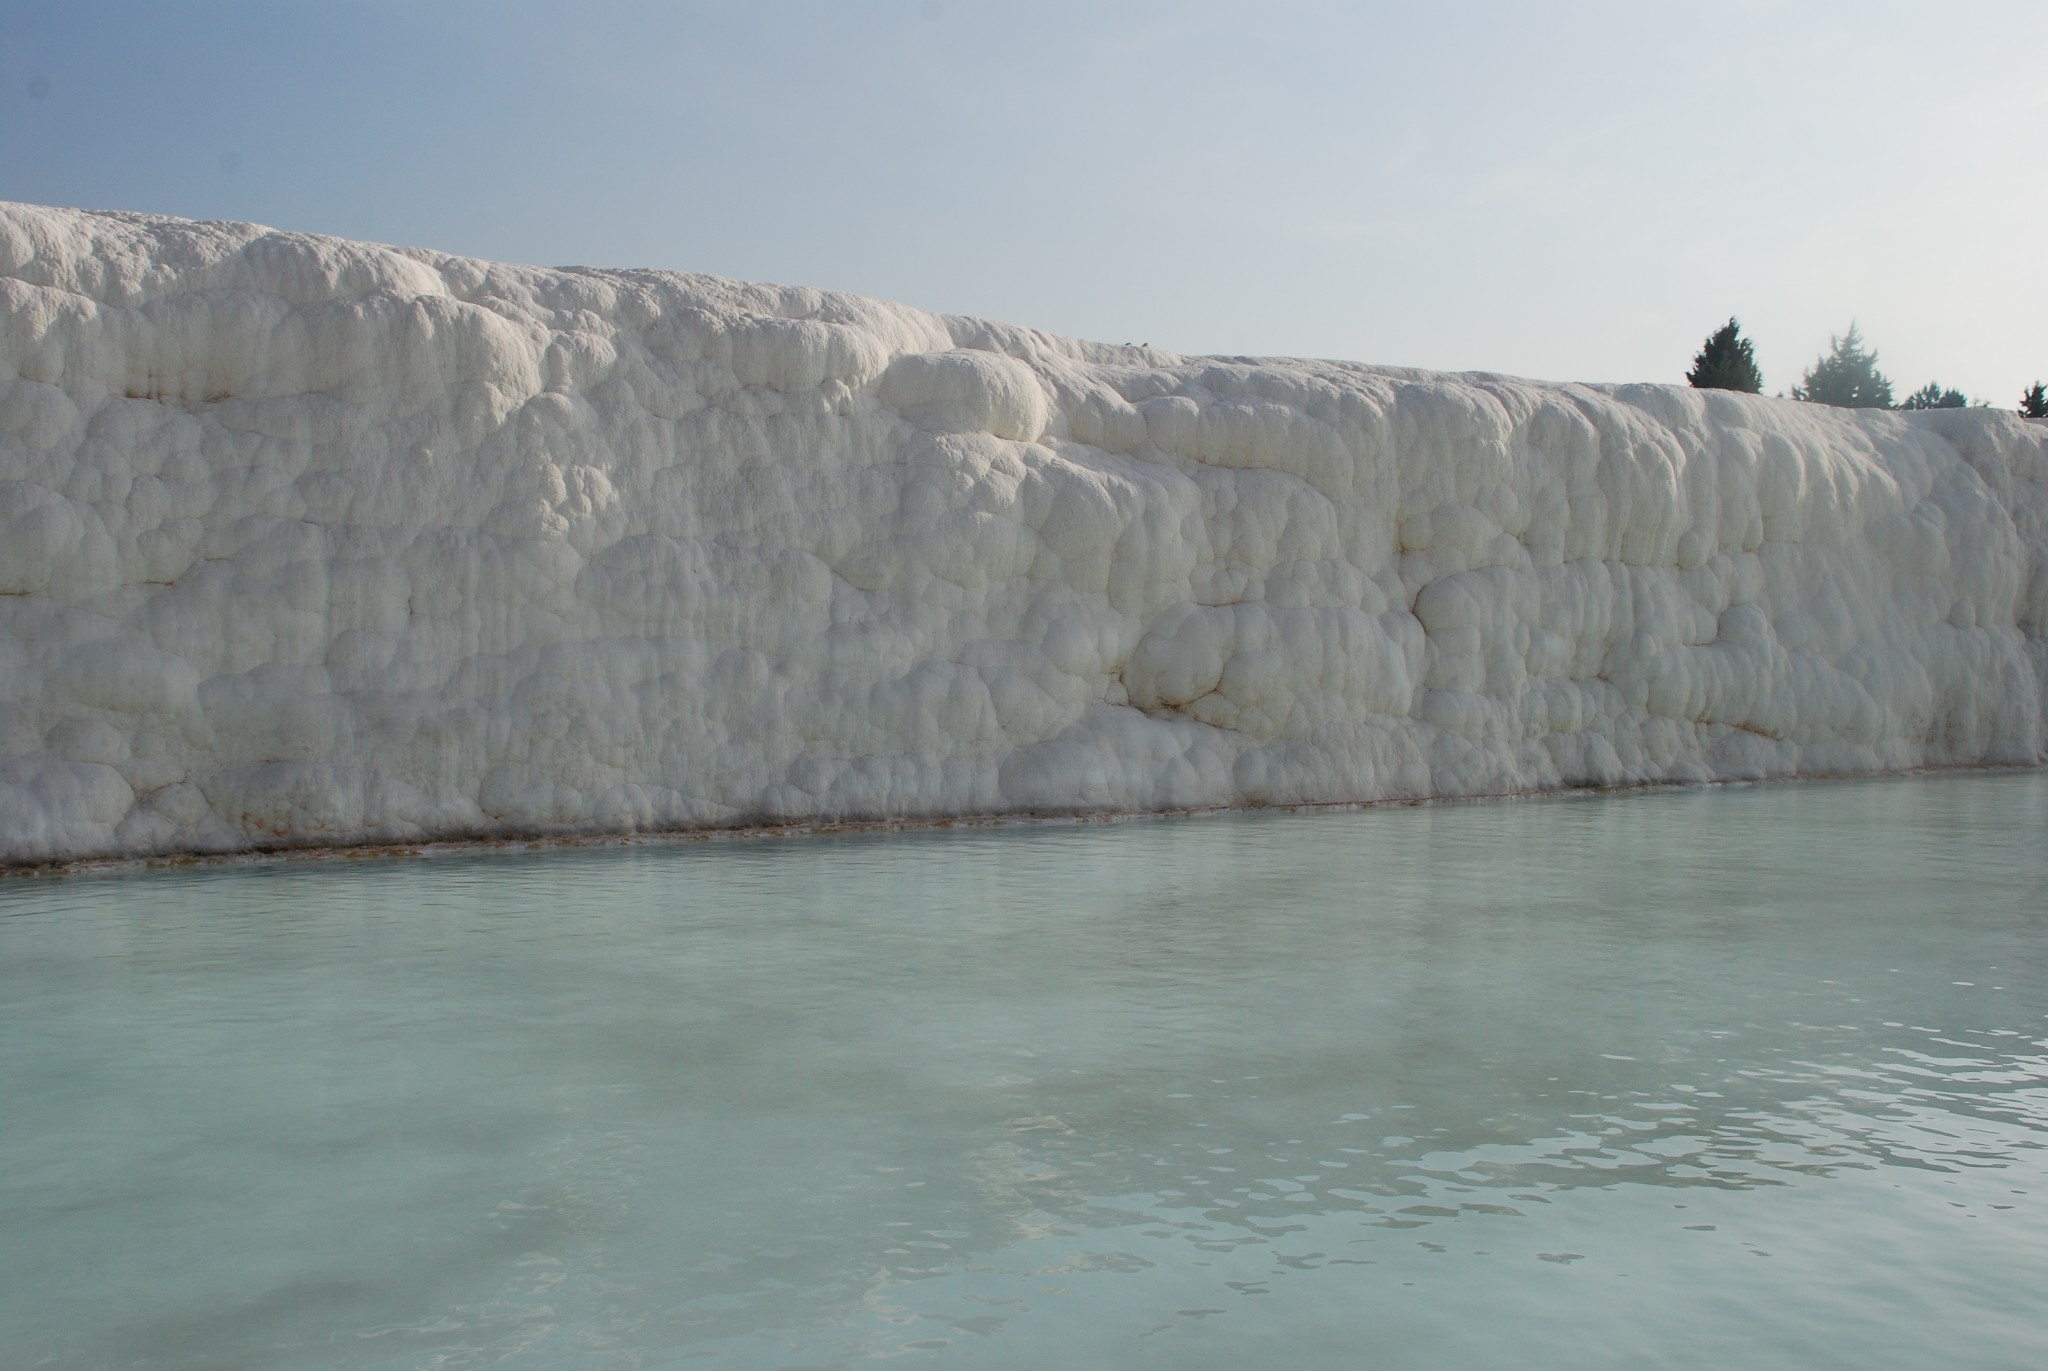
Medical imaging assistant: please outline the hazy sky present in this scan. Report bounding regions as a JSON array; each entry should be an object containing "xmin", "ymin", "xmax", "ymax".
[{"xmin": 4, "ymin": 0, "xmax": 2043, "ymax": 404}]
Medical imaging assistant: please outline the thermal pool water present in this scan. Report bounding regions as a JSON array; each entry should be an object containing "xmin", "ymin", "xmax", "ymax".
[{"xmin": 3, "ymin": 773, "xmax": 2045, "ymax": 1369}]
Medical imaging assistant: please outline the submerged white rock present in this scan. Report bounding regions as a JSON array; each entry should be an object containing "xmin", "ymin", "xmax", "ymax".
[{"xmin": 1, "ymin": 201, "xmax": 2043, "ymax": 863}]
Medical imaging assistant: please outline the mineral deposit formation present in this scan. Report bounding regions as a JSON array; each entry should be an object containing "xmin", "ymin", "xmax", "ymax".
[{"xmin": 2, "ymin": 201, "xmax": 2044, "ymax": 864}]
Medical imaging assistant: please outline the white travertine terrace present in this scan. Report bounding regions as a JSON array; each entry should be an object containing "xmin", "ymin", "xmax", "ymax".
[{"xmin": 2, "ymin": 201, "xmax": 2044, "ymax": 863}]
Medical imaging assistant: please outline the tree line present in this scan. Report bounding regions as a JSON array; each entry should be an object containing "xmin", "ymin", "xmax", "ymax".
[{"xmin": 1686, "ymin": 318, "xmax": 2048, "ymax": 418}]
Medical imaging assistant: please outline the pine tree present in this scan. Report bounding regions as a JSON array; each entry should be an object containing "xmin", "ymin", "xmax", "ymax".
[
  {"xmin": 1686, "ymin": 318, "xmax": 1763, "ymax": 393},
  {"xmin": 1791, "ymin": 323, "xmax": 1893, "ymax": 408},
  {"xmin": 2022, "ymin": 382, "xmax": 2048, "ymax": 418},
  {"xmin": 1901, "ymin": 381, "xmax": 1967, "ymax": 410}
]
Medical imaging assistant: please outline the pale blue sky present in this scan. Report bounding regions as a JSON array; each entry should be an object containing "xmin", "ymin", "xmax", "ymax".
[{"xmin": 4, "ymin": 0, "xmax": 2043, "ymax": 404}]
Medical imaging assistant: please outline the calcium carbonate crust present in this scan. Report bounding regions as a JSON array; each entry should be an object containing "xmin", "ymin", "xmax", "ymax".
[{"xmin": 2, "ymin": 201, "xmax": 2044, "ymax": 864}]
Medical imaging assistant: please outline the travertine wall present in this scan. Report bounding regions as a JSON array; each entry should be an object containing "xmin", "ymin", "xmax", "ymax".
[{"xmin": 2, "ymin": 202, "xmax": 2043, "ymax": 862}]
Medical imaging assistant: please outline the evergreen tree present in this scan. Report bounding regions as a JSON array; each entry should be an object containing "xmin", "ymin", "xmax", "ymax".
[
  {"xmin": 1791, "ymin": 323, "xmax": 1893, "ymax": 408},
  {"xmin": 2022, "ymin": 382, "xmax": 2048, "ymax": 418},
  {"xmin": 1901, "ymin": 381, "xmax": 1967, "ymax": 410},
  {"xmin": 1686, "ymin": 318, "xmax": 1763, "ymax": 392}
]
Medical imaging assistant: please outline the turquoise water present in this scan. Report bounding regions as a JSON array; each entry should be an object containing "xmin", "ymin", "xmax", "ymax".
[{"xmin": 3, "ymin": 774, "xmax": 2045, "ymax": 1370}]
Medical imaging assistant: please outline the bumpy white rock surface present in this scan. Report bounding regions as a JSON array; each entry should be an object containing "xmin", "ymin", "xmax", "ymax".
[{"xmin": 2, "ymin": 201, "xmax": 2044, "ymax": 863}]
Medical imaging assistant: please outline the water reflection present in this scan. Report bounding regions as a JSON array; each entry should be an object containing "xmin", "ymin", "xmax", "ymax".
[{"xmin": 2, "ymin": 773, "xmax": 2044, "ymax": 1369}]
